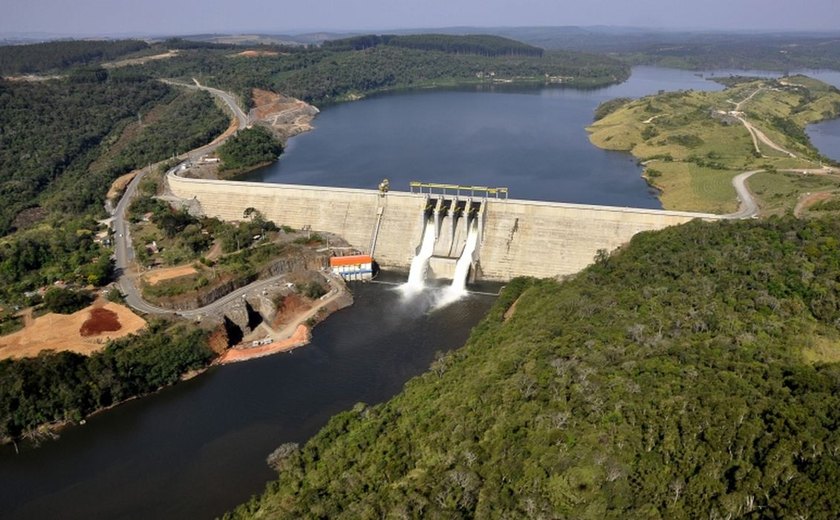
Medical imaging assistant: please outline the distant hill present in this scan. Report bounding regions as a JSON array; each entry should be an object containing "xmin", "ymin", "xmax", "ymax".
[
  {"xmin": 323, "ymin": 34, "xmax": 544, "ymax": 57},
  {"xmin": 0, "ymin": 39, "xmax": 149, "ymax": 75}
]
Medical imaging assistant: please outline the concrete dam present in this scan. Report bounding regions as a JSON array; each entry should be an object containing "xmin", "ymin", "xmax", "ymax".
[{"xmin": 167, "ymin": 172, "xmax": 720, "ymax": 282}]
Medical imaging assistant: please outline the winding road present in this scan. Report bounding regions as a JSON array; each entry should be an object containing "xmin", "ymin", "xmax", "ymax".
[
  {"xmin": 725, "ymin": 170, "xmax": 762, "ymax": 219},
  {"xmin": 112, "ymin": 80, "xmax": 263, "ymax": 317},
  {"xmin": 719, "ymin": 85, "xmax": 834, "ymax": 219}
]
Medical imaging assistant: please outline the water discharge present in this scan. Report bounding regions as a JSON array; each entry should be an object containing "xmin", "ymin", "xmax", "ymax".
[
  {"xmin": 402, "ymin": 219, "xmax": 436, "ymax": 293},
  {"xmin": 436, "ymin": 220, "xmax": 479, "ymax": 308}
]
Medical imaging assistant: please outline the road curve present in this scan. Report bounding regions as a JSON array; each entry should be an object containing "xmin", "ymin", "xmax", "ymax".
[
  {"xmin": 112, "ymin": 81, "xmax": 274, "ymax": 317},
  {"xmin": 724, "ymin": 170, "xmax": 762, "ymax": 219},
  {"xmin": 161, "ymin": 78, "xmax": 249, "ymax": 130}
]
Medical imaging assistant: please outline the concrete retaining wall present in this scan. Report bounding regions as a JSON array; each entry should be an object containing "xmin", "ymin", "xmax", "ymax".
[{"xmin": 168, "ymin": 173, "xmax": 719, "ymax": 281}]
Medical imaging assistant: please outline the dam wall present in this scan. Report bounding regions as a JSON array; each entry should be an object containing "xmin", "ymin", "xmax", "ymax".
[
  {"xmin": 168, "ymin": 173, "xmax": 719, "ymax": 281},
  {"xmin": 167, "ymin": 174, "xmax": 427, "ymax": 270}
]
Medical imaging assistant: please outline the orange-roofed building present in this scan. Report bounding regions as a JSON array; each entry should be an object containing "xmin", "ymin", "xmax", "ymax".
[{"xmin": 329, "ymin": 255, "xmax": 374, "ymax": 281}]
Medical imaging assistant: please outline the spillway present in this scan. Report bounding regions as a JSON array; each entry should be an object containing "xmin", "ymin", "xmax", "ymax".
[
  {"xmin": 436, "ymin": 220, "xmax": 479, "ymax": 308},
  {"xmin": 402, "ymin": 219, "xmax": 436, "ymax": 293}
]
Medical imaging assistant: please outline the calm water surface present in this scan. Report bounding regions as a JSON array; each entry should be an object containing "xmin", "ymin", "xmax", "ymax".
[
  {"xmin": 244, "ymin": 67, "xmax": 738, "ymax": 209},
  {"xmin": 0, "ymin": 282, "xmax": 496, "ymax": 519},
  {"xmin": 246, "ymin": 67, "xmax": 840, "ymax": 198},
  {"xmin": 808, "ymin": 118, "xmax": 840, "ymax": 162},
  {"xmin": 4, "ymin": 66, "xmax": 840, "ymax": 519}
]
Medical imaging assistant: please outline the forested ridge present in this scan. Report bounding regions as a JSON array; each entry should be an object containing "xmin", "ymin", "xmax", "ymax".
[
  {"xmin": 127, "ymin": 39, "xmax": 629, "ymax": 105},
  {"xmin": 0, "ymin": 40, "xmax": 149, "ymax": 75},
  {"xmin": 0, "ymin": 74, "xmax": 170, "ymax": 234},
  {"xmin": 323, "ymin": 34, "xmax": 544, "ymax": 57},
  {"xmin": 229, "ymin": 216, "xmax": 840, "ymax": 519}
]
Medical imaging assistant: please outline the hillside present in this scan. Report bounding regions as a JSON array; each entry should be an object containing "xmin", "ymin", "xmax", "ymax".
[
  {"xmin": 126, "ymin": 36, "xmax": 629, "ymax": 105},
  {"xmin": 228, "ymin": 216, "xmax": 840, "ymax": 519},
  {"xmin": 323, "ymin": 34, "xmax": 544, "ymax": 57},
  {"xmin": 0, "ymin": 40, "xmax": 149, "ymax": 75},
  {"xmin": 588, "ymin": 76, "xmax": 840, "ymax": 214}
]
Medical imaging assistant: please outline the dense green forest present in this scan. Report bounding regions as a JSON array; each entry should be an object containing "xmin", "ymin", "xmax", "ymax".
[
  {"xmin": 0, "ymin": 217, "xmax": 112, "ymax": 302},
  {"xmin": 0, "ymin": 321, "xmax": 212, "ymax": 443},
  {"xmin": 126, "ymin": 41, "xmax": 629, "ymax": 105},
  {"xmin": 105, "ymin": 89, "xmax": 228, "ymax": 174},
  {"xmin": 623, "ymin": 38, "xmax": 840, "ymax": 71},
  {"xmin": 229, "ymin": 216, "xmax": 840, "ymax": 519},
  {"xmin": 323, "ymin": 34, "xmax": 544, "ymax": 57},
  {"xmin": 0, "ymin": 40, "xmax": 149, "ymax": 75},
  {"xmin": 217, "ymin": 126, "xmax": 283, "ymax": 173},
  {"xmin": 0, "ymin": 74, "xmax": 170, "ymax": 234}
]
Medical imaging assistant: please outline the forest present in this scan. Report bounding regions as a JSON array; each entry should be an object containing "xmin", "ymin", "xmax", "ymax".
[
  {"xmin": 228, "ymin": 216, "xmax": 840, "ymax": 519},
  {"xmin": 0, "ymin": 73, "xmax": 171, "ymax": 235},
  {"xmin": 126, "ymin": 40, "xmax": 629, "ymax": 105},
  {"xmin": 480, "ymin": 28, "xmax": 840, "ymax": 72},
  {"xmin": 0, "ymin": 39, "xmax": 149, "ymax": 75},
  {"xmin": 0, "ymin": 321, "xmax": 213, "ymax": 443},
  {"xmin": 217, "ymin": 126, "xmax": 284, "ymax": 173},
  {"xmin": 0, "ymin": 216, "xmax": 112, "ymax": 303},
  {"xmin": 323, "ymin": 34, "xmax": 544, "ymax": 57}
]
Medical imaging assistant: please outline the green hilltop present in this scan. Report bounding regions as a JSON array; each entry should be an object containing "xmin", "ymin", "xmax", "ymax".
[
  {"xmin": 228, "ymin": 216, "xmax": 840, "ymax": 519},
  {"xmin": 588, "ymin": 76, "xmax": 840, "ymax": 214}
]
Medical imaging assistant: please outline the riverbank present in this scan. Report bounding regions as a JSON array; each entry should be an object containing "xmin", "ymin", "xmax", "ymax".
[{"xmin": 217, "ymin": 273, "xmax": 354, "ymax": 364}]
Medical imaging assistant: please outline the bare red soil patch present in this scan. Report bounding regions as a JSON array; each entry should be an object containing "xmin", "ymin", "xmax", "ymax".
[
  {"xmin": 80, "ymin": 308, "xmax": 122, "ymax": 337},
  {"xmin": 272, "ymin": 294, "xmax": 311, "ymax": 328}
]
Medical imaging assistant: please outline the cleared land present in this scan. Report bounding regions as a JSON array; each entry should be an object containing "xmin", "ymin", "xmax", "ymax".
[
  {"xmin": 233, "ymin": 50, "xmax": 281, "ymax": 58},
  {"xmin": 0, "ymin": 301, "xmax": 146, "ymax": 359},
  {"xmin": 102, "ymin": 50, "xmax": 180, "ymax": 69},
  {"xmin": 249, "ymin": 88, "xmax": 319, "ymax": 140},
  {"xmin": 588, "ymin": 75, "xmax": 840, "ymax": 213},
  {"xmin": 106, "ymin": 171, "xmax": 138, "ymax": 202},
  {"xmin": 143, "ymin": 264, "xmax": 199, "ymax": 285}
]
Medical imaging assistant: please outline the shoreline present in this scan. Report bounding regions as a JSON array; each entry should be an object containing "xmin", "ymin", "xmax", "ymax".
[
  {"xmin": 2, "ymin": 274, "xmax": 354, "ymax": 450},
  {"xmin": 216, "ymin": 272, "xmax": 354, "ymax": 365}
]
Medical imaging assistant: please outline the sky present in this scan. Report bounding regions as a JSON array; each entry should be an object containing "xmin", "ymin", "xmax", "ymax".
[{"xmin": 2, "ymin": 0, "xmax": 839, "ymax": 37}]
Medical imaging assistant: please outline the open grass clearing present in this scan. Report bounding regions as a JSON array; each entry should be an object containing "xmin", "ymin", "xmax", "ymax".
[
  {"xmin": 748, "ymin": 171, "xmax": 840, "ymax": 216},
  {"xmin": 589, "ymin": 76, "xmax": 840, "ymax": 212}
]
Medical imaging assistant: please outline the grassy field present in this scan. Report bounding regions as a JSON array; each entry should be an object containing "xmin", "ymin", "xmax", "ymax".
[
  {"xmin": 588, "ymin": 75, "xmax": 840, "ymax": 213},
  {"xmin": 749, "ymin": 171, "xmax": 840, "ymax": 216}
]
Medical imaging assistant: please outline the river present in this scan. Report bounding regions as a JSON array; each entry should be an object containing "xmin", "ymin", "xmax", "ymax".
[
  {"xmin": 0, "ymin": 281, "xmax": 496, "ymax": 519},
  {"xmin": 3, "ymin": 66, "xmax": 840, "ymax": 519}
]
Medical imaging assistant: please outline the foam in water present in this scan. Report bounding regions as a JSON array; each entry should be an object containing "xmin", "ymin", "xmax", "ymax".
[
  {"xmin": 402, "ymin": 220, "xmax": 437, "ymax": 294},
  {"xmin": 435, "ymin": 220, "xmax": 479, "ymax": 308}
]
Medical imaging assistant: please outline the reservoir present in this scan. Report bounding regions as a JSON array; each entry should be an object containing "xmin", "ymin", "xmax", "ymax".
[
  {"xmin": 246, "ymin": 67, "xmax": 840, "ymax": 197},
  {"xmin": 245, "ymin": 66, "xmax": 732, "ymax": 208},
  {"xmin": 807, "ymin": 118, "xmax": 840, "ymax": 163},
  {"xmin": 3, "ymin": 66, "xmax": 838, "ymax": 519}
]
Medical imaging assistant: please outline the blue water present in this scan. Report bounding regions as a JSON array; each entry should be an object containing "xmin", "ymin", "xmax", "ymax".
[
  {"xmin": 808, "ymin": 118, "xmax": 840, "ymax": 162},
  {"xmin": 245, "ymin": 67, "xmax": 740, "ymax": 209},
  {"xmin": 246, "ymin": 67, "xmax": 840, "ymax": 197}
]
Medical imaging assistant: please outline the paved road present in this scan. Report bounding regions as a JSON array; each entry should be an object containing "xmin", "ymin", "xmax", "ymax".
[
  {"xmin": 112, "ymin": 81, "xmax": 275, "ymax": 317},
  {"xmin": 724, "ymin": 170, "xmax": 762, "ymax": 219},
  {"xmin": 112, "ymin": 170, "xmax": 174, "ymax": 314}
]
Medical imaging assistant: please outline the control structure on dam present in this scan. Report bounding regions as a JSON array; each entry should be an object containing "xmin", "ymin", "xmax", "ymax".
[{"xmin": 167, "ymin": 171, "xmax": 721, "ymax": 282}]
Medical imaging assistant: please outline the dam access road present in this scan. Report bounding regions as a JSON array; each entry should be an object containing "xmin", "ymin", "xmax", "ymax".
[{"xmin": 112, "ymin": 78, "xmax": 260, "ymax": 318}]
